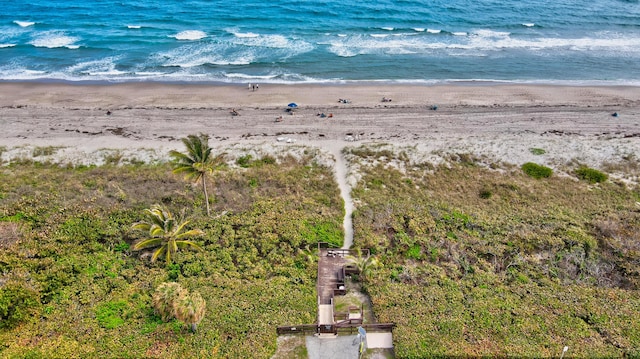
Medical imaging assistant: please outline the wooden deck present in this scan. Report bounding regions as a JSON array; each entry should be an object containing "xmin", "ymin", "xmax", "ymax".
[
  {"xmin": 276, "ymin": 243, "xmax": 393, "ymax": 340},
  {"xmin": 317, "ymin": 247, "xmax": 351, "ymax": 305}
]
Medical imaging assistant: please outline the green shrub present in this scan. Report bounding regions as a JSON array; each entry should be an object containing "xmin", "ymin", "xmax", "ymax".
[
  {"xmin": 575, "ymin": 166, "xmax": 608, "ymax": 183},
  {"xmin": 529, "ymin": 148, "xmax": 546, "ymax": 155},
  {"xmin": 95, "ymin": 300, "xmax": 128, "ymax": 329},
  {"xmin": 479, "ymin": 188, "xmax": 493, "ymax": 199},
  {"xmin": 236, "ymin": 154, "xmax": 253, "ymax": 168},
  {"xmin": 406, "ymin": 245, "xmax": 422, "ymax": 260},
  {"xmin": 521, "ymin": 162, "xmax": 553, "ymax": 179},
  {"xmin": 0, "ymin": 281, "xmax": 41, "ymax": 329}
]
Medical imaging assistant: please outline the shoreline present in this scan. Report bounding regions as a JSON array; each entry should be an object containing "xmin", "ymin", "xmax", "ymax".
[
  {"xmin": 1, "ymin": 82, "xmax": 639, "ymax": 184},
  {"xmin": 2, "ymin": 78, "xmax": 640, "ymax": 88}
]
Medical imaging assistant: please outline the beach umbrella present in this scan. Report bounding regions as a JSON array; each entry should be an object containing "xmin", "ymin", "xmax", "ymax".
[{"xmin": 287, "ymin": 103, "xmax": 298, "ymax": 108}]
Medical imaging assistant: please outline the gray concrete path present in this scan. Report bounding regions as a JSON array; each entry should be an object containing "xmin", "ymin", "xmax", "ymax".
[{"xmin": 306, "ymin": 335, "xmax": 361, "ymax": 359}]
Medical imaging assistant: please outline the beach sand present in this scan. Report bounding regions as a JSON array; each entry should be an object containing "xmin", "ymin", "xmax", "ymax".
[{"xmin": 1, "ymin": 82, "xmax": 639, "ymax": 183}]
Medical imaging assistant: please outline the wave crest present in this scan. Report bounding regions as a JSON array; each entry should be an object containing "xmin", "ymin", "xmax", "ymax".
[
  {"xmin": 171, "ymin": 30, "xmax": 207, "ymax": 41},
  {"xmin": 30, "ymin": 31, "xmax": 80, "ymax": 49},
  {"xmin": 14, "ymin": 21, "xmax": 35, "ymax": 27}
]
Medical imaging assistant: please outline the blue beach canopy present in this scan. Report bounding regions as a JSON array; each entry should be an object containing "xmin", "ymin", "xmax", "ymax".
[{"xmin": 288, "ymin": 103, "xmax": 298, "ymax": 108}]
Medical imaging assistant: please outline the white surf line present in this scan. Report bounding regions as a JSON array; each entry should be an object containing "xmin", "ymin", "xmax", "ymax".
[{"xmin": 328, "ymin": 143, "xmax": 354, "ymax": 249}]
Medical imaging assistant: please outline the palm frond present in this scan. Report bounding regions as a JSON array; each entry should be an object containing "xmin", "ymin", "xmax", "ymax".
[
  {"xmin": 133, "ymin": 238, "xmax": 163, "ymax": 250},
  {"xmin": 175, "ymin": 240, "xmax": 204, "ymax": 252},
  {"xmin": 131, "ymin": 222, "xmax": 151, "ymax": 231},
  {"xmin": 176, "ymin": 228, "xmax": 205, "ymax": 239},
  {"xmin": 151, "ymin": 246, "xmax": 167, "ymax": 262}
]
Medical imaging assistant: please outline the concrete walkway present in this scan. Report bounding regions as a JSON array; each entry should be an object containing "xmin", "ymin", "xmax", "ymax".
[
  {"xmin": 366, "ymin": 332, "xmax": 393, "ymax": 349},
  {"xmin": 306, "ymin": 335, "xmax": 361, "ymax": 359},
  {"xmin": 318, "ymin": 304, "xmax": 334, "ymax": 325}
]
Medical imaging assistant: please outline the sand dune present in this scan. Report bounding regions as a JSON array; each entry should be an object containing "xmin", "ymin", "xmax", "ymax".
[{"xmin": 1, "ymin": 83, "xmax": 638, "ymax": 184}]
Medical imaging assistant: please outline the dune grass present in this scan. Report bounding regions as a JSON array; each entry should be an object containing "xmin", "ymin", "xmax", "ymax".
[{"xmin": 346, "ymin": 145, "xmax": 640, "ymax": 358}]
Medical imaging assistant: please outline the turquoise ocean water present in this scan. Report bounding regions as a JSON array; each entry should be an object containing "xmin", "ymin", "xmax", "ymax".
[{"xmin": 1, "ymin": 0, "xmax": 640, "ymax": 84}]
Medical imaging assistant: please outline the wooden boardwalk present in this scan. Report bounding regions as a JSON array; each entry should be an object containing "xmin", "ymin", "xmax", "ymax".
[
  {"xmin": 277, "ymin": 243, "xmax": 394, "ymax": 344},
  {"xmin": 317, "ymin": 247, "xmax": 351, "ymax": 305}
]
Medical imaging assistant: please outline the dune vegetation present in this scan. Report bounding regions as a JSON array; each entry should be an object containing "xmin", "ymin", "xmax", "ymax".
[
  {"xmin": 346, "ymin": 146, "xmax": 640, "ymax": 358},
  {"xmin": 0, "ymin": 149, "xmax": 340, "ymax": 358},
  {"xmin": 1, "ymin": 142, "xmax": 639, "ymax": 358}
]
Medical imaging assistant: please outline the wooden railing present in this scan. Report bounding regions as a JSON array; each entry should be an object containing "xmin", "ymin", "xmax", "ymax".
[
  {"xmin": 276, "ymin": 324, "xmax": 319, "ymax": 335},
  {"xmin": 276, "ymin": 322, "xmax": 395, "ymax": 336}
]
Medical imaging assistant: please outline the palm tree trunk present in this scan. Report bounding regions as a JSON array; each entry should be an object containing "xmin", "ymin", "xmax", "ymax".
[{"xmin": 202, "ymin": 176, "xmax": 210, "ymax": 216}]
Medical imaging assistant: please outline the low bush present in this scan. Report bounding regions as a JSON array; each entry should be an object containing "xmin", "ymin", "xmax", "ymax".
[
  {"xmin": 0, "ymin": 280, "xmax": 41, "ymax": 329},
  {"xmin": 521, "ymin": 162, "xmax": 553, "ymax": 179},
  {"xmin": 575, "ymin": 166, "xmax": 608, "ymax": 183}
]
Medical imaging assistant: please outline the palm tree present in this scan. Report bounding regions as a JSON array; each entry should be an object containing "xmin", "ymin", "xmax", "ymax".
[
  {"xmin": 345, "ymin": 251, "xmax": 380, "ymax": 282},
  {"xmin": 132, "ymin": 204, "xmax": 204, "ymax": 265},
  {"xmin": 173, "ymin": 291, "xmax": 206, "ymax": 332},
  {"xmin": 170, "ymin": 133, "xmax": 218, "ymax": 216},
  {"xmin": 152, "ymin": 282, "xmax": 186, "ymax": 321}
]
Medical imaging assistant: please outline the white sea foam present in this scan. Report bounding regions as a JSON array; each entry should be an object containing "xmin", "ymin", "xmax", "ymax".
[
  {"xmin": 327, "ymin": 34, "xmax": 424, "ymax": 57},
  {"xmin": 14, "ymin": 21, "xmax": 35, "ymax": 27},
  {"xmin": 234, "ymin": 32, "xmax": 259, "ymax": 38},
  {"xmin": 0, "ymin": 44, "xmax": 16, "ymax": 48},
  {"xmin": 522, "ymin": 23, "xmax": 535, "ymax": 27},
  {"xmin": 171, "ymin": 30, "xmax": 207, "ymax": 41},
  {"xmin": 427, "ymin": 29, "xmax": 441, "ymax": 34},
  {"xmin": 156, "ymin": 43, "xmax": 254, "ymax": 67},
  {"xmin": 473, "ymin": 29, "xmax": 510, "ymax": 38},
  {"xmin": 66, "ymin": 58, "xmax": 126, "ymax": 78},
  {"xmin": 0, "ymin": 65, "xmax": 49, "ymax": 81},
  {"xmin": 127, "ymin": 25, "xmax": 142, "ymax": 29},
  {"xmin": 233, "ymin": 34, "xmax": 312, "ymax": 52},
  {"xmin": 381, "ymin": 27, "xmax": 394, "ymax": 31},
  {"xmin": 226, "ymin": 73, "xmax": 279, "ymax": 80},
  {"xmin": 30, "ymin": 31, "xmax": 80, "ymax": 49},
  {"xmin": 452, "ymin": 32, "xmax": 468, "ymax": 36},
  {"xmin": 413, "ymin": 28, "xmax": 425, "ymax": 32},
  {"xmin": 370, "ymin": 34, "xmax": 389, "ymax": 38},
  {"xmin": 451, "ymin": 32, "xmax": 640, "ymax": 53},
  {"xmin": 337, "ymin": 34, "xmax": 347, "ymax": 37}
]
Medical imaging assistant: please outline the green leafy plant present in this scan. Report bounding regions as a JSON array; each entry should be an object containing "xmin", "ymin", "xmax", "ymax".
[
  {"xmin": 236, "ymin": 154, "xmax": 253, "ymax": 168},
  {"xmin": 345, "ymin": 251, "xmax": 380, "ymax": 283},
  {"xmin": 575, "ymin": 166, "xmax": 608, "ymax": 183},
  {"xmin": 131, "ymin": 205, "xmax": 204, "ymax": 265},
  {"xmin": 406, "ymin": 244, "xmax": 422, "ymax": 260},
  {"xmin": 529, "ymin": 148, "xmax": 546, "ymax": 155},
  {"xmin": 521, "ymin": 162, "xmax": 553, "ymax": 179},
  {"xmin": 0, "ymin": 281, "xmax": 41, "ymax": 329},
  {"xmin": 95, "ymin": 300, "xmax": 128, "ymax": 329}
]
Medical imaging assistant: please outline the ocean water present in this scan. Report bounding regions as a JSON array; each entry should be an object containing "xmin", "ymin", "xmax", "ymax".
[{"xmin": 1, "ymin": 0, "xmax": 640, "ymax": 84}]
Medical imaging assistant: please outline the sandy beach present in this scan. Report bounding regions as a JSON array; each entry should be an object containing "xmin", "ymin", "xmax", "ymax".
[{"xmin": 1, "ymin": 82, "xmax": 639, "ymax": 182}]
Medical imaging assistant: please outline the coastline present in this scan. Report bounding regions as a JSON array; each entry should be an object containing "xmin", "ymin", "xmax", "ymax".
[{"xmin": 1, "ymin": 82, "xmax": 639, "ymax": 183}]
